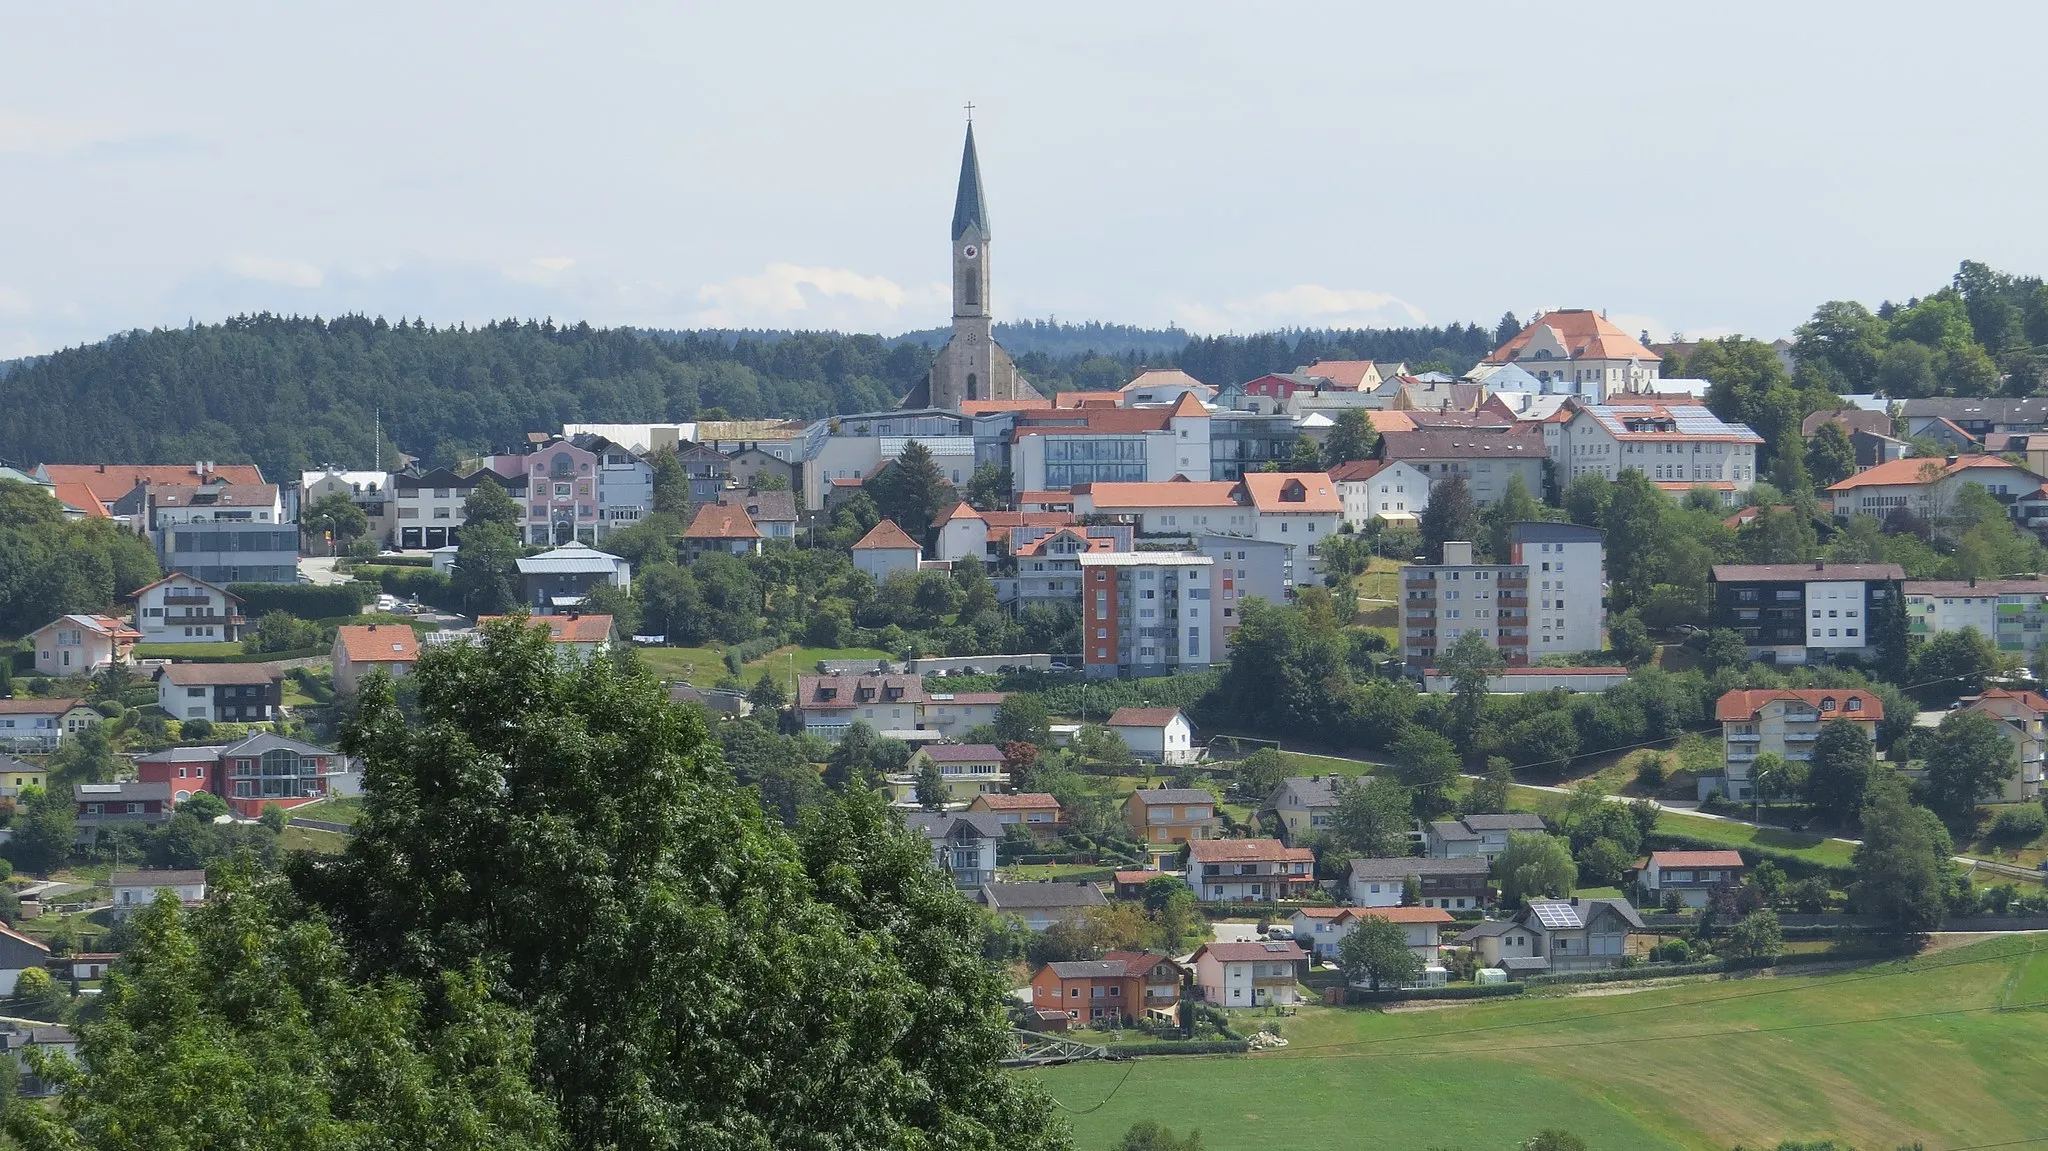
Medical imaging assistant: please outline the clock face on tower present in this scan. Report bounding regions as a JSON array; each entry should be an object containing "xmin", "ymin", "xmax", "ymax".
[{"xmin": 961, "ymin": 244, "xmax": 979, "ymax": 261}]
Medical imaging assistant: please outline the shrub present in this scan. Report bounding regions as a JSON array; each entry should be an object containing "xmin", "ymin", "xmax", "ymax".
[
  {"xmin": 181, "ymin": 718, "xmax": 214, "ymax": 739},
  {"xmin": 1633, "ymin": 754, "xmax": 1667, "ymax": 791},
  {"xmin": 230, "ymin": 582, "xmax": 374, "ymax": 620},
  {"xmin": 92, "ymin": 700, "xmax": 123, "ymax": 718},
  {"xmin": 1652, "ymin": 939, "xmax": 1691, "ymax": 963},
  {"xmin": 1988, "ymin": 806, "xmax": 2047, "ymax": 844}
]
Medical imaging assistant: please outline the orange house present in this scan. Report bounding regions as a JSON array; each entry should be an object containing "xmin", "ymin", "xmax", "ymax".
[
  {"xmin": 1123, "ymin": 788, "xmax": 1218, "ymax": 849},
  {"xmin": 1028, "ymin": 950, "xmax": 1180, "ymax": 1026}
]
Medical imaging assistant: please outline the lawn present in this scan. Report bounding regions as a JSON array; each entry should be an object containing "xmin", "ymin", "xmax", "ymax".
[
  {"xmin": 1031, "ymin": 938, "xmax": 2048, "ymax": 1150},
  {"xmin": 297, "ymin": 795, "xmax": 366, "ymax": 826},
  {"xmin": 635, "ymin": 645, "xmax": 732, "ymax": 688},
  {"xmin": 279, "ymin": 825, "xmax": 351, "ymax": 854},
  {"xmin": 635, "ymin": 644, "xmax": 892, "ymax": 691},
  {"xmin": 1508, "ymin": 784, "xmax": 1857, "ymax": 870}
]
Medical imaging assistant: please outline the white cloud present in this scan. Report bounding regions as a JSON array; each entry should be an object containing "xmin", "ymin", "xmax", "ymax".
[
  {"xmin": 0, "ymin": 112, "xmax": 129, "ymax": 155},
  {"xmin": 225, "ymin": 255, "xmax": 324, "ymax": 289},
  {"xmin": 689, "ymin": 263, "xmax": 944, "ymax": 331},
  {"xmin": 0, "ymin": 287, "xmax": 30, "ymax": 317},
  {"xmin": 1171, "ymin": 284, "xmax": 1427, "ymax": 334},
  {"xmin": 502, "ymin": 256, "xmax": 577, "ymax": 285}
]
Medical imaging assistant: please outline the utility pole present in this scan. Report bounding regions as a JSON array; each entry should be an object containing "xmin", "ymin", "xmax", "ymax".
[{"xmin": 374, "ymin": 407, "xmax": 383, "ymax": 472}]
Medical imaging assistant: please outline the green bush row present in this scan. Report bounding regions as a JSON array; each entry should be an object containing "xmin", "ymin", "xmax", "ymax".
[
  {"xmin": 229, "ymin": 582, "xmax": 373, "ymax": 620},
  {"xmin": 1103, "ymin": 1040, "xmax": 1250, "ymax": 1058},
  {"xmin": 723, "ymin": 638, "xmax": 782, "ymax": 674},
  {"xmin": 355, "ymin": 568, "xmax": 462, "ymax": 612},
  {"xmin": 1344, "ymin": 982, "xmax": 1525, "ymax": 1002}
]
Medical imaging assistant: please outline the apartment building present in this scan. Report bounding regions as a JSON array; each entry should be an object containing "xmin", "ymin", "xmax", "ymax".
[
  {"xmin": 1183, "ymin": 838, "xmax": 1316, "ymax": 903},
  {"xmin": 491, "ymin": 439, "xmax": 607, "ymax": 546},
  {"xmin": 1710, "ymin": 688, "xmax": 1883, "ymax": 801},
  {"xmin": 1078, "ymin": 552, "xmax": 1213, "ymax": 678},
  {"xmin": 1709, "ymin": 562, "xmax": 1904, "ymax": 665},
  {"xmin": 131, "ymin": 574, "xmax": 246, "ymax": 645},
  {"xmin": 1328, "ymin": 458, "xmax": 1430, "ymax": 528},
  {"xmin": 391, "ymin": 467, "xmax": 524, "ymax": 550},
  {"xmin": 888, "ymin": 744, "xmax": 1008, "ymax": 807},
  {"xmin": 1198, "ymin": 533, "xmax": 1294, "ymax": 644},
  {"xmin": 1824, "ymin": 454, "xmax": 2045, "ymax": 520},
  {"xmin": 1070, "ymin": 474, "xmax": 1339, "ymax": 587},
  {"xmin": 1956, "ymin": 689, "xmax": 2047, "ymax": 803},
  {"xmin": 1009, "ymin": 395, "xmax": 1211, "ymax": 491},
  {"xmin": 1378, "ymin": 426, "xmax": 1548, "ymax": 506},
  {"xmin": 1546, "ymin": 402, "xmax": 1763, "ymax": 504},
  {"xmin": 1904, "ymin": 580, "xmax": 2048, "ymax": 655},
  {"xmin": 1399, "ymin": 523, "xmax": 1606, "ymax": 672}
]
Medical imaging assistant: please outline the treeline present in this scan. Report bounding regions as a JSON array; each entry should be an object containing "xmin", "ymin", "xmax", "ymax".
[
  {"xmin": 0, "ymin": 480, "xmax": 160, "ymax": 637},
  {"xmin": 1776, "ymin": 259, "xmax": 2048, "ymax": 398}
]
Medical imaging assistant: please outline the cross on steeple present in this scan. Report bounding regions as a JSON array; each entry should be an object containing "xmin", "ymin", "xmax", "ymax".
[{"xmin": 963, "ymin": 100, "xmax": 975, "ymax": 123}]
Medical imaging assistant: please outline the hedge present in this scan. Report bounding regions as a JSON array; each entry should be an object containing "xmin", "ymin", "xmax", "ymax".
[
  {"xmin": 1522, "ymin": 948, "xmax": 1907, "ymax": 987},
  {"xmin": 1104, "ymin": 1040, "xmax": 1249, "ymax": 1057},
  {"xmin": 230, "ymin": 583, "xmax": 373, "ymax": 620},
  {"xmin": 373, "ymin": 554, "xmax": 433, "ymax": 567},
  {"xmin": 1343, "ymin": 982, "xmax": 1525, "ymax": 1003},
  {"xmin": 724, "ymin": 638, "xmax": 781, "ymax": 674},
  {"xmin": 134, "ymin": 644, "xmax": 324, "ymax": 664},
  {"xmin": 355, "ymin": 568, "xmax": 462, "ymax": 612}
]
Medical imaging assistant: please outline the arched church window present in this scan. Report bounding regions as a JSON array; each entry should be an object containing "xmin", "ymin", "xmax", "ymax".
[
  {"xmin": 967, "ymin": 373, "xmax": 979, "ymax": 400},
  {"xmin": 960, "ymin": 264, "xmax": 979, "ymax": 307}
]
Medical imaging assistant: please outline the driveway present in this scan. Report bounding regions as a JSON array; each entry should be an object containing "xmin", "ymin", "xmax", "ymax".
[
  {"xmin": 1209, "ymin": 921, "xmax": 1267, "ymax": 944},
  {"xmin": 299, "ymin": 556, "xmax": 348, "ymax": 586}
]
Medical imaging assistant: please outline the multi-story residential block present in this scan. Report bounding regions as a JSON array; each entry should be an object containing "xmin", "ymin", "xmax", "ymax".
[
  {"xmin": 134, "ymin": 731, "xmax": 350, "ymax": 817},
  {"xmin": 805, "ymin": 410, "xmax": 975, "ymax": 510},
  {"xmin": 1347, "ymin": 856, "xmax": 1490, "ymax": 911},
  {"xmin": 1009, "ymin": 395, "xmax": 1211, "ymax": 491},
  {"xmin": 1069, "ymin": 480, "xmax": 1248, "ymax": 536},
  {"xmin": 1029, "ymin": 950, "xmax": 1179, "ymax": 1027},
  {"xmin": 676, "ymin": 442, "xmax": 733, "ymax": 505},
  {"xmin": 1006, "ymin": 526, "xmax": 1115, "ymax": 606},
  {"xmin": 1123, "ymin": 787, "xmax": 1217, "ymax": 852},
  {"xmin": 1207, "ymin": 409, "xmax": 1307, "ymax": 480},
  {"xmin": 1328, "ymin": 458, "xmax": 1430, "ymax": 528},
  {"xmin": 300, "ymin": 467, "xmax": 395, "ymax": 549},
  {"xmin": 391, "ymin": 467, "xmax": 501, "ymax": 550},
  {"xmin": 0, "ymin": 699, "xmax": 101, "ymax": 751},
  {"xmin": 1378, "ymin": 426, "xmax": 1549, "ymax": 506},
  {"xmin": 131, "ymin": 574, "xmax": 246, "ymax": 644},
  {"xmin": 1183, "ymin": 838, "xmax": 1315, "ymax": 903},
  {"xmin": 1956, "ymin": 689, "xmax": 2047, "ymax": 803},
  {"xmin": 1546, "ymin": 402, "xmax": 1763, "ymax": 504},
  {"xmin": 493, "ymin": 439, "xmax": 606, "ymax": 546},
  {"xmin": 1482, "ymin": 309, "xmax": 1663, "ymax": 398},
  {"xmin": 572, "ymin": 434, "xmax": 656, "ymax": 536},
  {"xmin": 1634, "ymin": 850, "xmax": 1748, "ymax": 909},
  {"xmin": 1189, "ymin": 940, "xmax": 1306, "ymax": 1007},
  {"xmin": 919, "ymin": 690, "xmax": 1010, "ymax": 737},
  {"xmin": 1824, "ymin": 454, "xmax": 2045, "ymax": 520},
  {"xmin": 1904, "ymin": 579, "xmax": 2048, "ymax": 654},
  {"xmin": 154, "ymin": 664, "xmax": 283, "ymax": 724},
  {"xmin": 793, "ymin": 674, "xmax": 927, "ymax": 741},
  {"xmin": 1709, "ymin": 562, "xmax": 1904, "ymax": 665},
  {"xmin": 1423, "ymin": 813, "xmax": 1548, "ymax": 862},
  {"xmin": 514, "ymin": 542, "xmax": 632, "ymax": 614},
  {"xmin": 888, "ymin": 744, "xmax": 1008, "ymax": 807},
  {"xmin": 1079, "ymin": 552, "xmax": 1213, "ymax": 678},
  {"xmin": 34, "ymin": 463, "xmax": 267, "ymax": 532},
  {"xmin": 1198, "ymin": 533, "xmax": 1294, "ymax": 643},
  {"xmin": 1709, "ymin": 688, "xmax": 1883, "ymax": 801},
  {"xmin": 1400, "ymin": 524, "xmax": 1606, "ymax": 672},
  {"xmin": 931, "ymin": 502, "xmax": 1079, "ymax": 563},
  {"xmin": 27, "ymin": 615, "xmax": 140, "ymax": 675},
  {"xmin": 1236, "ymin": 472, "xmax": 1341, "ymax": 586},
  {"xmin": 903, "ymin": 811, "xmax": 1003, "ymax": 889}
]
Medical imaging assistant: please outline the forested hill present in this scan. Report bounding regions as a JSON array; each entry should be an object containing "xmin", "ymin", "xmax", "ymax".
[{"xmin": 0, "ymin": 315, "xmax": 1493, "ymax": 479}]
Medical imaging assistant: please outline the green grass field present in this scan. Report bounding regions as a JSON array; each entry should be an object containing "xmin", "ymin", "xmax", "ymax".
[
  {"xmin": 1030, "ymin": 938, "xmax": 2048, "ymax": 1150},
  {"xmin": 636, "ymin": 644, "xmax": 891, "ymax": 691},
  {"xmin": 1508, "ymin": 784, "xmax": 1858, "ymax": 870}
]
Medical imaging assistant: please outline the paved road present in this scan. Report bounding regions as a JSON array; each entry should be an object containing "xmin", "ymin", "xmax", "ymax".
[{"xmin": 299, "ymin": 556, "xmax": 348, "ymax": 586}]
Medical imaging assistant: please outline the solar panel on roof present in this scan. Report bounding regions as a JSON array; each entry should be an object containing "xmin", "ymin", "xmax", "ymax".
[
  {"xmin": 1530, "ymin": 902, "xmax": 1581, "ymax": 930},
  {"xmin": 1264, "ymin": 943, "xmax": 1290, "ymax": 952}
]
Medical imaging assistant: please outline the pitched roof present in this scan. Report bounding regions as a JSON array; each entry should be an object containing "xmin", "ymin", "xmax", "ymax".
[
  {"xmin": 1184, "ymin": 838, "xmax": 1313, "ymax": 864},
  {"xmin": 1347, "ymin": 906, "xmax": 1455, "ymax": 925},
  {"xmin": 0, "ymin": 698, "xmax": 87, "ymax": 716},
  {"xmin": 1458, "ymin": 813, "xmax": 1548, "ymax": 832},
  {"xmin": 1899, "ymin": 397, "xmax": 2048, "ymax": 425},
  {"xmin": 49, "ymin": 482, "xmax": 110, "ymax": 518},
  {"xmin": 952, "ymin": 123, "xmax": 989, "ymax": 240},
  {"xmin": 1825, "ymin": 454, "xmax": 2042, "ymax": 492},
  {"xmin": 334, "ymin": 624, "xmax": 419, "ymax": 664},
  {"xmin": 156, "ymin": 663, "xmax": 281, "ymax": 686},
  {"xmin": 918, "ymin": 743, "xmax": 1003, "ymax": 763},
  {"xmin": 903, "ymin": 811, "xmax": 1006, "ymax": 841},
  {"xmin": 796, "ymin": 674, "xmax": 926, "ymax": 709},
  {"xmin": 1114, "ymin": 869, "xmax": 1166, "ymax": 885},
  {"xmin": 1193, "ymin": 940, "xmax": 1306, "ymax": 963},
  {"xmin": 476, "ymin": 614, "xmax": 614, "ymax": 644},
  {"xmin": 683, "ymin": 502, "xmax": 763, "ymax": 540},
  {"xmin": 1427, "ymin": 820, "xmax": 1481, "ymax": 842},
  {"xmin": 925, "ymin": 691, "xmax": 1008, "ymax": 705},
  {"xmin": 1713, "ymin": 688, "xmax": 1884, "ymax": 722},
  {"xmin": 1236, "ymin": 472, "xmax": 1342, "ymax": 515},
  {"xmin": 1379, "ymin": 426, "xmax": 1547, "ymax": 461},
  {"xmin": 110, "ymin": 868, "xmax": 208, "ymax": 888},
  {"xmin": 129, "ymin": 572, "xmax": 242, "ymax": 602},
  {"xmin": 36, "ymin": 463, "xmax": 267, "ymax": 503},
  {"xmin": 972, "ymin": 792, "xmax": 1060, "ymax": 811},
  {"xmin": 1326, "ymin": 459, "xmax": 1391, "ymax": 483},
  {"xmin": 1575, "ymin": 403, "xmax": 1762, "ymax": 444},
  {"xmin": 727, "ymin": 490, "xmax": 798, "ymax": 523},
  {"xmin": 853, "ymin": 519, "xmax": 923, "ymax": 551},
  {"xmin": 1802, "ymin": 408, "xmax": 1895, "ymax": 439},
  {"xmin": 1647, "ymin": 850, "xmax": 1746, "ymax": 869},
  {"xmin": 1108, "ymin": 707, "xmax": 1186, "ymax": 729},
  {"xmin": 1366, "ymin": 410, "xmax": 1417, "ymax": 434},
  {"xmin": 1125, "ymin": 368, "xmax": 1207, "ymax": 391},
  {"xmin": 515, "ymin": 542, "xmax": 627, "ymax": 574},
  {"xmin": 1073, "ymin": 481, "xmax": 1239, "ymax": 509},
  {"xmin": 1904, "ymin": 580, "xmax": 2048, "ymax": 597},
  {"xmin": 143, "ymin": 482, "xmax": 280, "ymax": 509},
  {"xmin": 1128, "ymin": 788, "xmax": 1213, "ymax": 806},
  {"xmin": 983, "ymin": 882, "xmax": 1108, "ymax": 911},
  {"xmin": 1011, "ymin": 408, "xmax": 1174, "ymax": 440},
  {"xmin": 1485, "ymin": 309, "xmax": 1660, "ymax": 365},
  {"xmin": 1293, "ymin": 360, "xmax": 1378, "ymax": 389},
  {"xmin": 1272, "ymin": 776, "xmax": 1344, "ymax": 809},
  {"xmin": 31, "ymin": 614, "xmax": 142, "ymax": 641},
  {"xmin": 1710, "ymin": 562, "xmax": 1905, "ymax": 582},
  {"xmin": 1348, "ymin": 855, "xmax": 1488, "ymax": 881},
  {"xmin": 74, "ymin": 781, "xmax": 171, "ymax": 803},
  {"xmin": 1964, "ymin": 687, "xmax": 2048, "ymax": 715}
]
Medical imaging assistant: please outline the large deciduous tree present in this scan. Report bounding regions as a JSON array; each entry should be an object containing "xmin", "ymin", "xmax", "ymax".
[
  {"xmin": 1919, "ymin": 708, "xmax": 2017, "ymax": 821},
  {"xmin": 1495, "ymin": 832, "xmax": 1576, "ymax": 906},
  {"xmin": 1337, "ymin": 913, "xmax": 1424, "ymax": 991},
  {"xmin": 1331, "ymin": 775, "xmax": 1412, "ymax": 859},
  {"xmin": 1418, "ymin": 475, "xmax": 1479, "ymax": 564},
  {"xmin": 291, "ymin": 619, "xmax": 1068, "ymax": 1151},
  {"xmin": 1321, "ymin": 408, "xmax": 1378, "ymax": 468},
  {"xmin": 1849, "ymin": 780, "xmax": 1953, "ymax": 933},
  {"xmin": 1803, "ymin": 720, "xmax": 1877, "ymax": 825}
]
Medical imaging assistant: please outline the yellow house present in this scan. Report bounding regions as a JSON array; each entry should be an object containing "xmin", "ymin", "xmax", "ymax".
[
  {"xmin": 1268, "ymin": 775, "xmax": 1343, "ymax": 843},
  {"xmin": 887, "ymin": 744, "xmax": 1008, "ymax": 808},
  {"xmin": 0, "ymin": 755, "xmax": 48, "ymax": 799},
  {"xmin": 1123, "ymin": 787, "xmax": 1218, "ymax": 851}
]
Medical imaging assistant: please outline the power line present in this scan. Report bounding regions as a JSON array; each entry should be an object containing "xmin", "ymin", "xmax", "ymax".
[{"xmin": 1042, "ymin": 1060, "xmax": 1135, "ymax": 1114}]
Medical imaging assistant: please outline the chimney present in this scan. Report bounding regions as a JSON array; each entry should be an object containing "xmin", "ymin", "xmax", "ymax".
[
  {"xmin": 367, "ymin": 623, "xmax": 377, "ymax": 631},
  {"xmin": 97, "ymin": 463, "xmax": 106, "ymax": 473},
  {"xmin": 1442, "ymin": 541, "xmax": 1475, "ymax": 566},
  {"xmin": 1947, "ymin": 455, "xmax": 1959, "ymax": 467},
  {"xmin": 1814, "ymin": 560, "xmax": 1825, "ymax": 571}
]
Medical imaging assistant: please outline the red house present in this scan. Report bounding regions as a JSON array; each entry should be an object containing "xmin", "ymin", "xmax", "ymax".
[
  {"xmin": 1241, "ymin": 373, "xmax": 1320, "ymax": 404},
  {"xmin": 134, "ymin": 732, "xmax": 349, "ymax": 818}
]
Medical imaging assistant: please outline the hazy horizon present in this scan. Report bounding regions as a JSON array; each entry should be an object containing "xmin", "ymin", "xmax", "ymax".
[{"xmin": 6, "ymin": 2, "xmax": 2046, "ymax": 360}]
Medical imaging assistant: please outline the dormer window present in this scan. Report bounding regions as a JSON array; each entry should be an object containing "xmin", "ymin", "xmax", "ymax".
[
  {"xmin": 818, "ymin": 688, "xmax": 837, "ymax": 701},
  {"xmin": 1819, "ymin": 696, "xmax": 1837, "ymax": 712},
  {"xmin": 1845, "ymin": 697, "xmax": 1862, "ymax": 712}
]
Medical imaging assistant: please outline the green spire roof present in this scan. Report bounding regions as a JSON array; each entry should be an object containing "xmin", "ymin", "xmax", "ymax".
[{"xmin": 951, "ymin": 123, "xmax": 989, "ymax": 241}]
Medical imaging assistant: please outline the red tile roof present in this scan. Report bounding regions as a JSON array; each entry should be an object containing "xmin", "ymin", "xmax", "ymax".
[
  {"xmin": 1114, "ymin": 869, "xmax": 1166, "ymax": 885},
  {"xmin": 1169, "ymin": 392, "xmax": 1209, "ymax": 418},
  {"xmin": 1054, "ymin": 391, "xmax": 1125, "ymax": 408},
  {"xmin": 1966, "ymin": 687, "xmax": 2048, "ymax": 714},
  {"xmin": 1366, "ymin": 410, "xmax": 1417, "ymax": 434},
  {"xmin": 478, "ymin": 614, "xmax": 614, "ymax": 644},
  {"xmin": 1074, "ymin": 480, "xmax": 1239, "ymax": 509},
  {"xmin": 1826, "ymin": 454, "xmax": 2041, "ymax": 492},
  {"xmin": 1648, "ymin": 850, "xmax": 1746, "ymax": 869},
  {"xmin": 37, "ymin": 463, "xmax": 268, "ymax": 503},
  {"xmin": 50, "ymin": 482, "xmax": 110, "ymax": 518},
  {"xmin": 683, "ymin": 502, "xmax": 763, "ymax": 540},
  {"xmin": 1295, "ymin": 360, "xmax": 1378, "ymax": 389},
  {"xmin": 1485, "ymin": 309, "xmax": 1660, "ymax": 365},
  {"xmin": 1713, "ymin": 688, "xmax": 1884, "ymax": 723},
  {"xmin": 1327, "ymin": 459, "xmax": 1390, "ymax": 483},
  {"xmin": 334, "ymin": 624, "xmax": 418, "ymax": 664},
  {"xmin": 974, "ymin": 793, "xmax": 1061, "ymax": 811},
  {"xmin": 1108, "ymin": 707, "xmax": 1187, "ymax": 728},
  {"xmin": 852, "ymin": 519, "xmax": 922, "ymax": 551},
  {"xmin": 1237, "ymin": 472, "xmax": 1341, "ymax": 515},
  {"xmin": 1185, "ymin": 838, "xmax": 1313, "ymax": 864},
  {"xmin": 0, "ymin": 698, "xmax": 86, "ymax": 716},
  {"xmin": 1193, "ymin": 940, "xmax": 1306, "ymax": 963}
]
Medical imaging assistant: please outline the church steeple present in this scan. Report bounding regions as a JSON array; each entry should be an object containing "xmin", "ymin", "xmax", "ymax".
[{"xmin": 951, "ymin": 123, "xmax": 989, "ymax": 242}]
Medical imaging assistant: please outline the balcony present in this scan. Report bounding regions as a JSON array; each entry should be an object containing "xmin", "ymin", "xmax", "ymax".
[
  {"xmin": 1498, "ymin": 596, "xmax": 1528, "ymax": 608},
  {"xmin": 1784, "ymin": 712, "xmax": 1821, "ymax": 724},
  {"xmin": 1727, "ymin": 750, "xmax": 1759, "ymax": 762},
  {"xmin": 1784, "ymin": 731, "xmax": 1818, "ymax": 743},
  {"xmin": 1726, "ymin": 732, "xmax": 1762, "ymax": 743}
]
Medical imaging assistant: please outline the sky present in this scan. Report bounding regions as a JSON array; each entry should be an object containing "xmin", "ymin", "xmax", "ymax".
[{"xmin": 5, "ymin": 2, "xmax": 2047, "ymax": 360}]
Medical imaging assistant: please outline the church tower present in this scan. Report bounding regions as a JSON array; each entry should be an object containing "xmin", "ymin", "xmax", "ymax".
[{"xmin": 917, "ymin": 120, "xmax": 1035, "ymax": 411}]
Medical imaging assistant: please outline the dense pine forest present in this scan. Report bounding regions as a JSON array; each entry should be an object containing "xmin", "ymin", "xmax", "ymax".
[{"xmin": 0, "ymin": 316, "xmax": 1494, "ymax": 478}]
